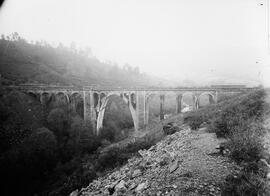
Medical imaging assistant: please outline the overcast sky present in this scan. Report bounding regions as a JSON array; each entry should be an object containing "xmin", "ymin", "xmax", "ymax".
[{"xmin": 0, "ymin": 0, "xmax": 269, "ymax": 86}]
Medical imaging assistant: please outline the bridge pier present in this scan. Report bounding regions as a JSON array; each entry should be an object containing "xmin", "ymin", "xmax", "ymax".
[
  {"xmin": 136, "ymin": 91, "xmax": 146, "ymax": 130},
  {"xmin": 83, "ymin": 91, "xmax": 92, "ymax": 126},
  {"xmin": 70, "ymin": 97, "xmax": 76, "ymax": 113},
  {"xmin": 160, "ymin": 95, "xmax": 165, "ymax": 120},
  {"xmin": 176, "ymin": 94, "xmax": 182, "ymax": 113},
  {"xmin": 209, "ymin": 94, "xmax": 215, "ymax": 104},
  {"xmin": 192, "ymin": 94, "xmax": 199, "ymax": 110},
  {"xmin": 96, "ymin": 99, "xmax": 106, "ymax": 133}
]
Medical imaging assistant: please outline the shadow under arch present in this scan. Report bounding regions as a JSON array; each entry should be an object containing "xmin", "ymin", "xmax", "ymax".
[
  {"xmin": 55, "ymin": 92, "xmax": 69, "ymax": 106},
  {"xmin": 145, "ymin": 93, "xmax": 161, "ymax": 124},
  {"xmin": 181, "ymin": 92, "xmax": 196, "ymax": 112},
  {"xmin": 27, "ymin": 92, "xmax": 40, "ymax": 103},
  {"xmin": 197, "ymin": 92, "xmax": 215, "ymax": 108},
  {"xmin": 96, "ymin": 93, "xmax": 136, "ymax": 136},
  {"xmin": 163, "ymin": 91, "xmax": 177, "ymax": 117},
  {"xmin": 40, "ymin": 92, "xmax": 52, "ymax": 106},
  {"xmin": 47, "ymin": 92, "xmax": 69, "ymax": 112},
  {"xmin": 70, "ymin": 92, "xmax": 84, "ymax": 118}
]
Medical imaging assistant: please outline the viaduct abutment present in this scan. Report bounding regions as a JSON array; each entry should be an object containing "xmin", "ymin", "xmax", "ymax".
[{"xmin": 8, "ymin": 85, "xmax": 255, "ymax": 135}]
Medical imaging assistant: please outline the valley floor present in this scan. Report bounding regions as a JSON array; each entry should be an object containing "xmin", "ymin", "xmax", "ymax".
[{"xmin": 75, "ymin": 124, "xmax": 241, "ymax": 196}]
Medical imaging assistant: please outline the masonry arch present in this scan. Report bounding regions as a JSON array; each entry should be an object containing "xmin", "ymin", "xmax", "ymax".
[
  {"xmin": 130, "ymin": 93, "xmax": 136, "ymax": 108},
  {"xmin": 176, "ymin": 94, "xmax": 183, "ymax": 113},
  {"xmin": 120, "ymin": 92, "xmax": 130, "ymax": 104},
  {"xmin": 93, "ymin": 92, "xmax": 99, "ymax": 109},
  {"xmin": 54, "ymin": 92, "xmax": 69, "ymax": 107},
  {"xmin": 27, "ymin": 91, "xmax": 39, "ymax": 101},
  {"xmin": 197, "ymin": 92, "xmax": 215, "ymax": 108},
  {"xmin": 145, "ymin": 93, "xmax": 161, "ymax": 124},
  {"xmin": 163, "ymin": 92, "xmax": 177, "ymax": 118},
  {"xmin": 100, "ymin": 92, "xmax": 106, "ymax": 101},
  {"xmin": 40, "ymin": 92, "xmax": 52, "ymax": 106},
  {"xmin": 181, "ymin": 92, "xmax": 197, "ymax": 112},
  {"xmin": 96, "ymin": 93, "xmax": 136, "ymax": 135},
  {"xmin": 70, "ymin": 92, "xmax": 84, "ymax": 117}
]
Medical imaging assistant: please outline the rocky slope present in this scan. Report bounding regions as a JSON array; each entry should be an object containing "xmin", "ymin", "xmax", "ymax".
[{"xmin": 72, "ymin": 126, "xmax": 241, "ymax": 196}]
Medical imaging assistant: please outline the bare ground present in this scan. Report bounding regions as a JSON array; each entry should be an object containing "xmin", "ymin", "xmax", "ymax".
[{"xmin": 77, "ymin": 124, "xmax": 241, "ymax": 196}]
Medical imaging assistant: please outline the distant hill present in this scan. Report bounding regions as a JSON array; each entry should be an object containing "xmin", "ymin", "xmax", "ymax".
[{"xmin": 0, "ymin": 33, "xmax": 168, "ymax": 87}]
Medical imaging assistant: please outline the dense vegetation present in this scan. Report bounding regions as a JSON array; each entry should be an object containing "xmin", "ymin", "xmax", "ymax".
[
  {"xmin": 0, "ymin": 88, "xmax": 174, "ymax": 195},
  {"xmin": 0, "ymin": 90, "xmax": 179, "ymax": 195},
  {"xmin": 0, "ymin": 89, "xmax": 98, "ymax": 195},
  {"xmin": 184, "ymin": 89, "xmax": 270, "ymax": 195},
  {"xmin": 0, "ymin": 32, "xmax": 167, "ymax": 87}
]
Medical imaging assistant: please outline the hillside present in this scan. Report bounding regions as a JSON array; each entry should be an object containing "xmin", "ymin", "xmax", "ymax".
[
  {"xmin": 0, "ymin": 33, "xmax": 167, "ymax": 87},
  {"xmin": 72, "ymin": 89, "xmax": 270, "ymax": 196},
  {"xmin": 77, "ymin": 127, "xmax": 239, "ymax": 196}
]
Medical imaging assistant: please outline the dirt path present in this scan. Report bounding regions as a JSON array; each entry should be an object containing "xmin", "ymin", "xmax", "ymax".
[{"xmin": 77, "ymin": 126, "xmax": 240, "ymax": 196}]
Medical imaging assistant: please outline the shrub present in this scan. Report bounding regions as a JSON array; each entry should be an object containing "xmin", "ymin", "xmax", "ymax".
[
  {"xmin": 47, "ymin": 108, "xmax": 69, "ymax": 141},
  {"xmin": 0, "ymin": 127, "xmax": 58, "ymax": 195},
  {"xmin": 0, "ymin": 101, "xmax": 10, "ymax": 121},
  {"xmin": 209, "ymin": 90, "xmax": 266, "ymax": 138},
  {"xmin": 184, "ymin": 114, "xmax": 204, "ymax": 130},
  {"xmin": 227, "ymin": 122, "xmax": 265, "ymax": 163},
  {"xmin": 98, "ymin": 121, "xmax": 119, "ymax": 142},
  {"xmin": 221, "ymin": 170, "xmax": 268, "ymax": 196},
  {"xmin": 211, "ymin": 90, "xmax": 268, "ymax": 195}
]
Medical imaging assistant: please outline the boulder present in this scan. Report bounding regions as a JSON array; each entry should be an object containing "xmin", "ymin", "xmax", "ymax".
[
  {"xmin": 169, "ymin": 159, "xmax": 179, "ymax": 173},
  {"xmin": 216, "ymin": 143, "xmax": 230, "ymax": 155},
  {"xmin": 115, "ymin": 180, "xmax": 126, "ymax": 191},
  {"xmin": 70, "ymin": 189, "xmax": 78, "ymax": 196},
  {"xmin": 159, "ymin": 156, "xmax": 170, "ymax": 166},
  {"xmin": 267, "ymin": 173, "xmax": 270, "ymax": 180},
  {"xmin": 163, "ymin": 123, "xmax": 180, "ymax": 135},
  {"xmin": 135, "ymin": 182, "xmax": 148, "ymax": 192},
  {"xmin": 132, "ymin": 169, "xmax": 142, "ymax": 178}
]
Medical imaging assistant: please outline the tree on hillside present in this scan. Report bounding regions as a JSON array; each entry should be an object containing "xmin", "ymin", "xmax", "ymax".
[
  {"xmin": 70, "ymin": 41, "xmax": 77, "ymax": 53},
  {"xmin": 0, "ymin": 33, "xmax": 162, "ymax": 87},
  {"xmin": 11, "ymin": 32, "xmax": 19, "ymax": 41},
  {"xmin": 0, "ymin": 127, "xmax": 58, "ymax": 195},
  {"xmin": 134, "ymin": 66, "xmax": 140, "ymax": 75},
  {"xmin": 47, "ymin": 108, "xmax": 69, "ymax": 143}
]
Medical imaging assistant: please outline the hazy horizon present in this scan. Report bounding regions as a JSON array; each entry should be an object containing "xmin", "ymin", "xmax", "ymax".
[{"xmin": 0, "ymin": 0, "xmax": 269, "ymax": 86}]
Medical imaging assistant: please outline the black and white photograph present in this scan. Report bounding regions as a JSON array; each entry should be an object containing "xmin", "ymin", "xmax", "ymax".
[{"xmin": 0, "ymin": 0, "xmax": 270, "ymax": 195}]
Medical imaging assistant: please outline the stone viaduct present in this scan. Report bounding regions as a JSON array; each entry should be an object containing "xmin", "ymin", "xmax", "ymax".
[{"xmin": 7, "ymin": 85, "xmax": 255, "ymax": 135}]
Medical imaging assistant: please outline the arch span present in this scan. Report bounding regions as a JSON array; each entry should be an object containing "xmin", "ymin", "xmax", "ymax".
[
  {"xmin": 96, "ymin": 93, "xmax": 137, "ymax": 135},
  {"xmin": 144, "ymin": 92, "xmax": 166, "ymax": 125},
  {"xmin": 176, "ymin": 94, "xmax": 182, "ymax": 113},
  {"xmin": 145, "ymin": 93, "xmax": 160, "ymax": 124},
  {"xmin": 163, "ymin": 92, "xmax": 177, "ymax": 117},
  {"xmin": 70, "ymin": 92, "xmax": 84, "ymax": 117},
  {"xmin": 197, "ymin": 92, "xmax": 215, "ymax": 108},
  {"xmin": 40, "ymin": 92, "xmax": 52, "ymax": 105},
  {"xmin": 55, "ymin": 92, "xmax": 69, "ymax": 105},
  {"xmin": 27, "ymin": 91, "xmax": 39, "ymax": 100},
  {"xmin": 181, "ymin": 92, "xmax": 197, "ymax": 111}
]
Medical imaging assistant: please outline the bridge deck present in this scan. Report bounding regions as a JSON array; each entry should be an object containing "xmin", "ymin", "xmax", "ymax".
[{"xmin": 1, "ymin": 85, "xmax": 258, "ymax": 92}]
